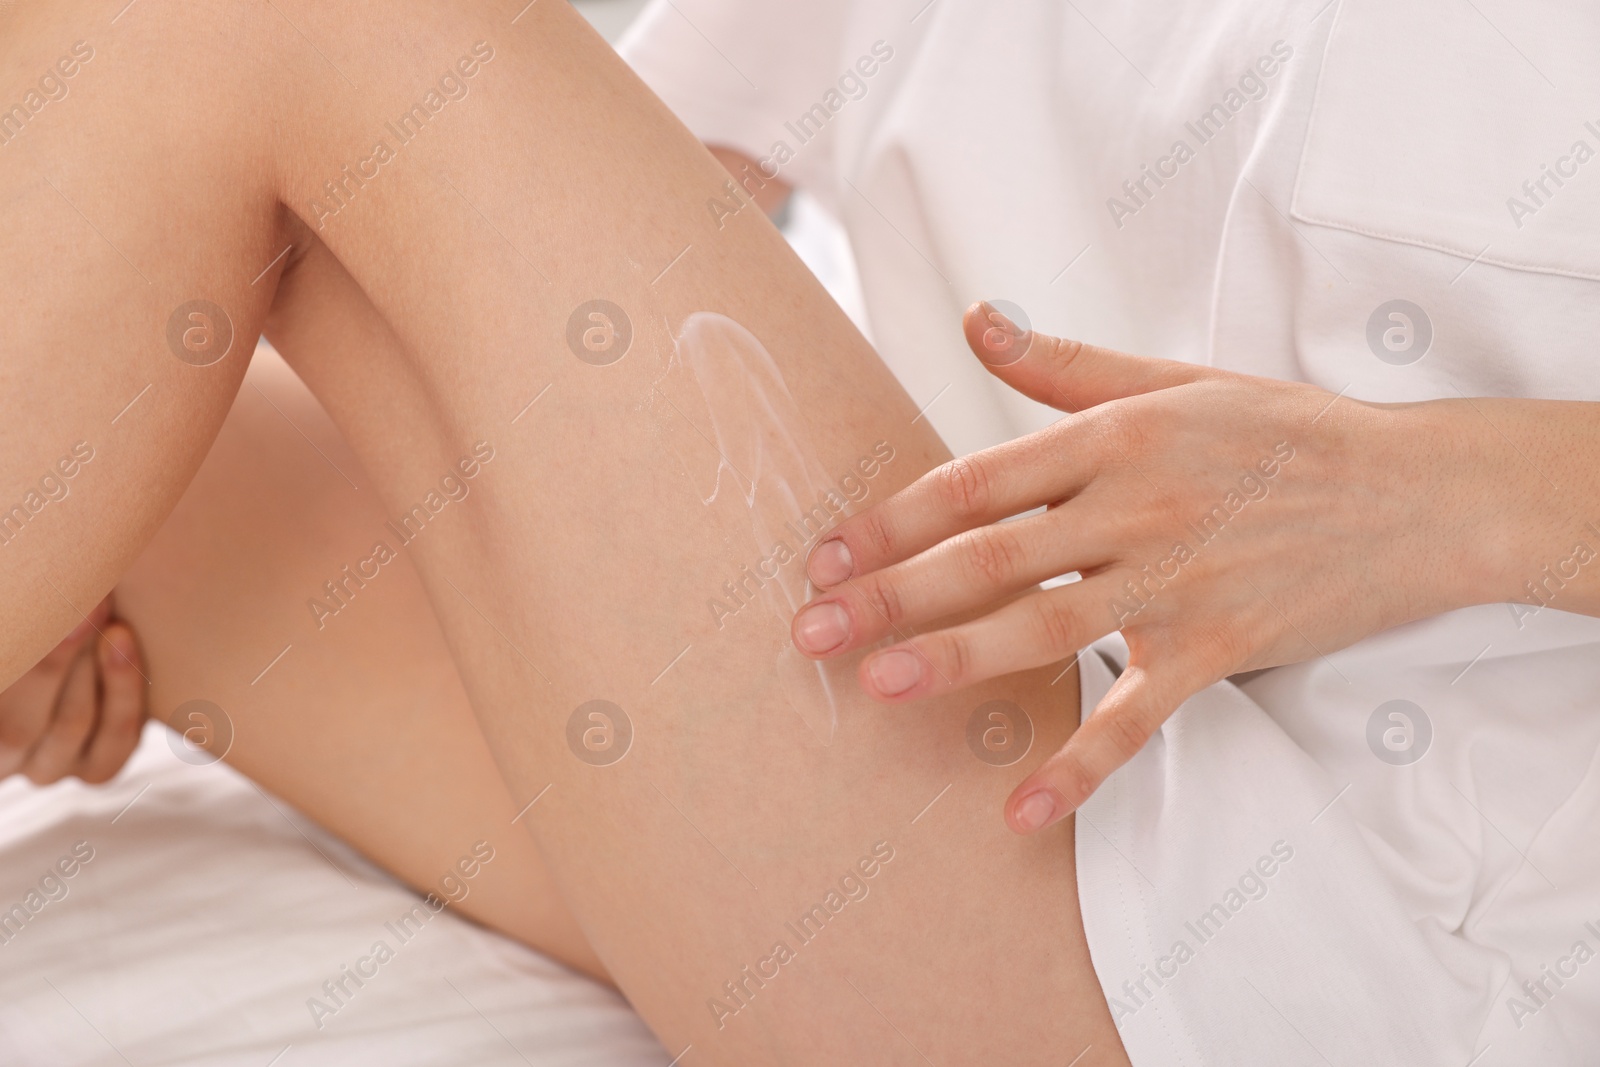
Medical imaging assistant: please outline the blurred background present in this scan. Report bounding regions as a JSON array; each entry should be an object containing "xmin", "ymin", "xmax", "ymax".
[
  {"xmin": 571, "ymin": 0, "xmax": 651, "ymax": 40},
  {"xmin": 569, "ymin": 0, "xmax": 869, "ymax": 334}
]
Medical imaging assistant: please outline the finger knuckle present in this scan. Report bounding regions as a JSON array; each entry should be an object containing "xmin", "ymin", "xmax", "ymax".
[
  {"xmin": 933, "ymin": 455, "xmax": 994, "ymax": 522},
  {"xmin": 1090, "ymin": 403, "xmax": 1149, "ymax": 458},
  {"xmin": 858, "ymin": 575, "xmax": 906, "ymax": 629},
  {"xmin": 959, "ymin": 527, "xmax": 1025, "ymax": 588},
  {"xmin": 1185, "ymin": 615, "xmax": 1252, "ymax": 676},
  {"xmin": 1046, "ymin": 334, "xmax": 1087, "ymax": 373},
  {"xmin": 1101, "ymin": 710, "xmax": 1154, "ymax": 762},
  {"xmin": 1053, "ymin": 757, "xmax": 1100, "ymax": 809},
  {"xmin": 853, "ymin": 509, "xmax": 898, "ymax": 562},
  {"xmin": 928, "ymin": 631, "xmax": 973, "ymax": 686},
  {"xmin": 1030, "ymin": 596, "xmax": 1085, "ymax": 657}
]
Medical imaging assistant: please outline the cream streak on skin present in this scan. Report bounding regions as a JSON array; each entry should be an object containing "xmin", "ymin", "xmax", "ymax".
[{"xmin": 662, "ymin": 312, "xmax": 858, "ymax": 745}]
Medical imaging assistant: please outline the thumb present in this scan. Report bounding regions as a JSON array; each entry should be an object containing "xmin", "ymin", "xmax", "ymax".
[
  {"xmin": 964, "ymin": 301, "xmax": 1208, "ymax": 413},
  {"xmin": 1004, "ymin": 660, "xmax": 1191, "ymax": 834}
]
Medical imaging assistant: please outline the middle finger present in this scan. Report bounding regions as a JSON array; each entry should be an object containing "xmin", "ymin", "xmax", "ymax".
[{"xmin": 791, "ymin": 502, "xmax": 1119, "ymax": 657}]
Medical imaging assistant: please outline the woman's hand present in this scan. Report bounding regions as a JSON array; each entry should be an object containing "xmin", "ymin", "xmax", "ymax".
[
  {"xmin": 0, "ymin": 595, "xmax": 148, "ymax": 785},
  {"xmin": 793, "ymin": 302, "xmax": 1518, "ymax": 833}
]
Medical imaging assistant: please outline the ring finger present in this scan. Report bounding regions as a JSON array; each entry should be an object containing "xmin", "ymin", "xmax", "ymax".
[{"xmin": 852, "ymin": 571, "xmax": 1129, "ymax": 701}]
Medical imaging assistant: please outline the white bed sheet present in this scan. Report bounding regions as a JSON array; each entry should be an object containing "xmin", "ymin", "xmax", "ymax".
[{"xmin": 0, "ymin": 723, "xmax": 666, "ymax": 1067}]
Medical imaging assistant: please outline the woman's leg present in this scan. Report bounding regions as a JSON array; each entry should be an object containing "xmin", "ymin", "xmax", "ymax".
[
  {"xmin": 0, "ymin": 1, "xmax": 1128, "ymax": 1062},
  {"xmin": 113, "ymin": 346, "xmax": 604, "ymax": 979}
]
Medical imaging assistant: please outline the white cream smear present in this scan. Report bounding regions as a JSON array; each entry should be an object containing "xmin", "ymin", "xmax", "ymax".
[{"xmin": 654, "ymin": 312, "xmax": 854, "ymax": 745}]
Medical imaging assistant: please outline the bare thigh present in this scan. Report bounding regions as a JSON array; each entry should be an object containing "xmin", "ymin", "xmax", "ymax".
[
  {"xmin": 114, "ymin": 346, "xmax": 603, "ymax": 979},
  {"xmin": 0, "ymin": 1, "xmax": 1128, "ymax": 1062}
]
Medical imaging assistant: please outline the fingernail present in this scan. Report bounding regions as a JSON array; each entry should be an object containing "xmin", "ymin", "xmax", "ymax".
[
  {"xmin": 979, "ymin": 300, "xmax": 1017, "ymax": 332},
  {"xmin": 976, "ymin": 300, "xmax": 1033, "ymax": 367},
  {"xmin": 1013, "ymin": 789, "xmax": 1061, "ymax": 833},
  {"xmin": 807, "ymin": 539, "xmax": 854, "ymax": 586},
  {"xmin": 793, "ymin": 602, "xmax": 851, "ymax": 654},
  {"xmin": 865, "ymin": 648, "xmax": 924, "ymax": 696}
]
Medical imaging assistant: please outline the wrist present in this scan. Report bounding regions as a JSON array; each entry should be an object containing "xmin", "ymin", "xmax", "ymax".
[{"xmin": 1413, "ymin": 397, "xmax": 1579, "ymax": 615}]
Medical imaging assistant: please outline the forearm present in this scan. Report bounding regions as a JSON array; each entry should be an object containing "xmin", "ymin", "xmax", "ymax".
[{"xmin": 1422, "ymin": 396, "xmax": 1600, "ymax": 623}]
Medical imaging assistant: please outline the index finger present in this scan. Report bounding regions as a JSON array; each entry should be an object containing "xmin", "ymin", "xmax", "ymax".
[
  {"xmin": 964, "ymin": 301, "xmax": 1212, "ymax": 412},
  {"xmin": 804, "ymin": 423, "xmax": 1100, "ymax": 587}
]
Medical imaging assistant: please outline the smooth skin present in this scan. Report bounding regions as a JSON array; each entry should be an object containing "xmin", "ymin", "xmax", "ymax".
[
  {"xmin": 4, "ymin": 350, "xmax": 607, "ymax": 976},
  {"xmin": 0, "ymin": 144, "xmax": 792, "ymax": 804},
  {"xmin": 795, "ymin": 301, "xmax": 1600, "ymax": 832},
  {"xmin": 0, "ymin": 1, "xmax": 1127, "ymax": 1063}
]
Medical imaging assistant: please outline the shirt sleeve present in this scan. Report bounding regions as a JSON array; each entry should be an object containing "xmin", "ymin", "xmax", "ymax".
[{"xmin": 619, "ymin": 0, "xmax": 854, "ymax": 202}]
